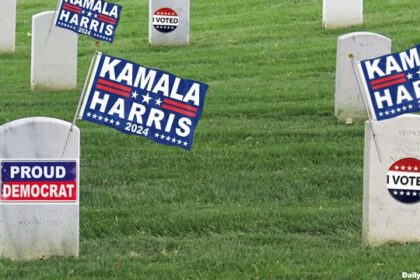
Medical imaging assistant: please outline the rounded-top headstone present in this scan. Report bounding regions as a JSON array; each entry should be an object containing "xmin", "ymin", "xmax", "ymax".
[
  {"xmin": 335, "ymin": 32, "xmax": 391, "ymax": 122},
  {"xmin": 31, "ymin": 11, "xmax": 78, "ymax": 91},
  {"xmin": 0, "ymin": 117, "xmax": 79, "ymax": 260}
]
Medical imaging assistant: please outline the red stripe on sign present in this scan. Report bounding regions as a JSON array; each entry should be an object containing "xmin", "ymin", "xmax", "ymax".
[
  {"xmin": 98, "ymin": 14, "xmax": 116, "ymax": 25},
  {"xmin": 372, "ymin": 78, "xmax": 407, "ymax": 90},
  {"xmin": 96, "ymin": 84, "xmax": 131, "ymax": 98},
  {"xmin": 98, "ymin": 79, "xmax": 131, "ymax": 93},
  {"xmin": 162, "ymin": 104, "xmax": 197, "ymax": 118},
  {"xmin": 371, "ymin": 73, "xmax": 405, "ymax": 85},
  {"xmin": 163, "ymin": 98, "xmax": 198, "ymax": 112},
  {"xmin": 63, "ymin": 3, "xmax": 81, "ymax": 13},
  {"xmin": 1, "ymin": 181, "xmax": 77, "ymax": 201}
]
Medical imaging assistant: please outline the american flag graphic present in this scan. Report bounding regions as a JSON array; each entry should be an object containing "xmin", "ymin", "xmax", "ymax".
[{"xmin": 358, "ymin": 44, "xmax": 420, "ymax": 121}]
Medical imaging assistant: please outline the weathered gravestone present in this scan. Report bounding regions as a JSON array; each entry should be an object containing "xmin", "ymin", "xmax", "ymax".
[
  {"xmin": 0, "ymin": 0, "xmax": 16, "ymax": 52},
  {"xmin": 335, "ymin": 32, "xmax": 391, "ymax": 122},
  {"xmin": 31, "ymin": 11, "xmax": 78, "ymax": 91},
  {"xmin": 363, "ymin": 115, "xmax": 420, "ymax": 246},
  {"xmin": 0, "ymin": 117, "xmax": 79, "ymax": 260},
  {"xmin": 149, "ymin": 0, "xmax": 189, "ymax": 46},
  {"xmin": 323, "ymin": 0, "xmax": 363, "ymax": 29}
]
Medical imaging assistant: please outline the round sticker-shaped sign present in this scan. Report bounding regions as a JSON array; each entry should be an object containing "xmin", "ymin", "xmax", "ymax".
[
  {"xmin": 387, "ymin": 158, "xmax": 420, "ymax": 204},
  {"xmin": 152, "ymin": 8, "xmax": 179, "ymax": 33}
]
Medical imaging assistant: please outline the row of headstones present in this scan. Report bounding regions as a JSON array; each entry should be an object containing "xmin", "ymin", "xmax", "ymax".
[
  {"xmin": 1, "ymin": 0, "xmax": 190, "ymax": 91},
  {"xmin": 1, "ymin": 0, "xmax": 363, "ymax": 53},
  {"xmin": 0, "ymin": 0, "xmax": 190, "ymax": 54}
]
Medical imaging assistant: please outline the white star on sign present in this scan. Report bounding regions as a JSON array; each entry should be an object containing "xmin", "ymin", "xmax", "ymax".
[
  {"xmin": 87, "ymin": 112, "xmax": 91, "ymax": 117},
  {"xmin": 415, "ymin": 166, "xmax": 419, "ymax": 171},
  {"xmin": 407, "ymin": 191, "xmax": 411, "ymax": 196},
  {"xmin": 155, "ymin": 133, "xmax": 160, "ymax": 138},
  {"xmin": 166, "ymin": 136, "xmax": 171, "ymax": 141},
  {"xmin": 409, "ymin": 104, "xmax": 413, "ymax": 109},
  {"xmin": 400, "ymin": 191, "xmax": 404, "ymax": 195},
  {"xmin": 408, "ymin": 166, "xmax": 412, "ymax": 171},
  {"xmin": 132, "ymin": 91, "xmax": 139, "ymax": 99},
  {"xmin": 160, "ymin": 134, "xmax": 165, "ymax": 140},
  {"xmin": 407, "ymin": 73, "xmax": 414, "ymax": 80},
  {"xmin": 414, "ymin": 192, "xmax": 418, "ymax": 196},
  {"xmin": 87, "ymin": 11, "xmax": 92, "ymax": 17},
  {"xmin": 393, "ymin": 191, "xmax": 398, "ymax": 195},
  {"xmin": 402, "ymin": 165, "xmax": 406, "ymax": 170},
  {"xmin": 104, "ymin": 117, "xmax": 109, "ymax": 123},
  {"xmin": 397, "ymin": 108, "xmax": 401, "ymax": 112},
  {"xmin": 403, "ymin": 106, "xmax": 407, "ymax": 111},
  {"xmin": 93, "ymin": 114, "xmax": 97, "ymax": 119},
  {"xmin": 395, "ymin": 165, "xmax": 399, "ymax": 170},
  {"xmin": 155, "ymin": 98, "xmax": 163, "ymax": 106},
  {"xmin": 177, "ymin": 140, "xmax": 182, "ymax": 145},
  {"xmin": 391, "ymin": 109, "xmax": 395, "ymax": 114},
  {"xmin": 115, "ymin": 121, "xmax": 121, "ymax": 126},
  {"xmin": 109, "ymin": 119, "xmax": 114, "ymax": 124},
  {"xmin": 172, "ymin": 138, "xmax": 177, "ymax": 143},
  {"xmin": 142, "ymin": 93, "xmax": 152, "ymax": 104},
  {"xmin": 183, "ymin": 141, "xmax": 188, "ymax": 146}
]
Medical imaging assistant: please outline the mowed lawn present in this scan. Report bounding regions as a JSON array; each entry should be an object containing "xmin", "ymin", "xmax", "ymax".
[{"xmin": 0, "ymin": 0, "xmax": 419, "ymax": 279}]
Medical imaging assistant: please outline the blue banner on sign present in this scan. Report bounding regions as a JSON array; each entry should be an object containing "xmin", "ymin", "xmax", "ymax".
[
  {"xmin": 359, "ymin": 44, "xmax": 420, "ymax": 121},
  {"xmin": 55, "ymin": 0, "xmax": 122, "ymax": 43},
  {"xmin": 1, "ymin": 161, "xmax": 77, "ymax": 182},
  {"xmin": 79, "ymin": 52, "xmax": 209, "ymax": 150}
]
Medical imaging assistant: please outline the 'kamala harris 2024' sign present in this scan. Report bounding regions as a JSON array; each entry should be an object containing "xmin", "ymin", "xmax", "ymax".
[
  {"xmin": 358, "ymin": 45, "xmax": 420, "ymax": 121},
  {"xmin": 55, "ymin": 0, "xmax": 122, "ymax": 43},
  {"xmin": 79, "ymin": 52, "xmax": 209, "ymax": 150}
]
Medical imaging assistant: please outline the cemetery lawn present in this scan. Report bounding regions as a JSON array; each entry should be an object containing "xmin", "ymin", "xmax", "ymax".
[{"xmin": 1, "ymin": 0, "xmax": 419, "ymax": 278}]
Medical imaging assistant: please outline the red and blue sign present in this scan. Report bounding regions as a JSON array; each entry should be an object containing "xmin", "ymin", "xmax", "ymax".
[
  {"xmin": 0, "ymin": 160, "xmax": 78, "ymax": 203},
  {"xmin": 152, "ymin": 8, "xmax": 179, "ymax": 33},
  {"xmin": 55, "ymin": 0, "xmax": 122, "ymax": 43},
  {"xmin": 358, "ymin": 44, "xmax": 420, "ymax": 121},
  {"xmin": 79, "ymin": 52, "xmax": 209, "ymax": 150}
]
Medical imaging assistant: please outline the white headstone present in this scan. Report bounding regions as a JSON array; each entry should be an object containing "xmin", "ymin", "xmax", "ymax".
[
  {"xmin": 364, "ymin": 115, "xmax": 420, "ymax": 246},
  {"xmin": 149, "ymin": 0, "xmax": 190, "ymax": 46},
  {"xmin": 323, "ymin": 0, "xmax": 363, "ymax": 29},
  {"xmin": 31, "ymin": 11, "xmax": 78, "ymax": 91},
  {"xmin": 0, "ymin": 117, "xmax": 80, "ymax": 260},
  {"xmin": 0, "ymin": 0, "xmax": 16, "ymax": 52},
  {"xmin": 335, "ymin": 32, "xmax": 391, "ymax": 122}
]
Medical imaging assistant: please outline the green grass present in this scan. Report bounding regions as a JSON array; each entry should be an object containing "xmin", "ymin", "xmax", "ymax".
[{"xmin": 1, "ymin": 0, "xmax": 419, "ymax": 278}]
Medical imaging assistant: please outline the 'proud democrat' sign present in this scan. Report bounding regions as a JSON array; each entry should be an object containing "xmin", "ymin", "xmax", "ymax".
[
  {"xmin": 55, "ymin": 0, "xmax": 122, "ymax": 43},
  {"xmin": 358, "ymin": 45, "xmax": 420, "ymax": 121},
  {"xmin": 79, "ymin": 52, "xmax": 209, "ymax": 150},
  {"xmin": 0, "ymin": 160, "xmax": 78, "ymax": 203}
]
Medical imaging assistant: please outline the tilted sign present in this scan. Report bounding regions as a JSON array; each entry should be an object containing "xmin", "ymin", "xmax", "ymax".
[
  {"xmin": 79, "ymin": 52, "xmax": 209, "ymax": 150},
  {"xmin": 55, "ymin": 0, "xmax": 122, "ymax": 43},
  {"xmin": 358, "ymin": 44, "xmax": 420, "ymax": 121}
]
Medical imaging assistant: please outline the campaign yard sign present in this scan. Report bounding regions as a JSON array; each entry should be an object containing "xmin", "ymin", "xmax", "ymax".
[
  {"xmin": 55, "ymin": 0, "xmax": 122, "ymax": 43},
  {"xmin": 358, "ymin": 44, "xmax": 420, "ymax": 121},
  {"xmin": 0, "ymin": 160, "xmax": 78, "ymax": 203},
  {"xmin": 79, "ymin": 52, "xmax": 209, "ymax": 150}
]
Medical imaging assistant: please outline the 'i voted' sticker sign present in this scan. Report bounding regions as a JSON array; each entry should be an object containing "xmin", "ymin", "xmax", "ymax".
[
  {"xmin": 152, "ymin": 8, "xmax": 179, "ymax": 33},
  {"xmin": 387, "ymin": 158, "xmax": 420, "ymax": 204}
]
